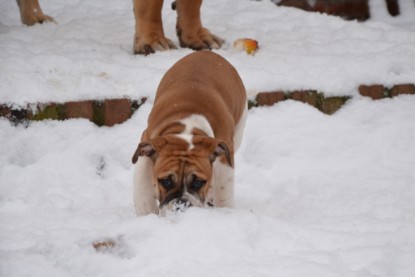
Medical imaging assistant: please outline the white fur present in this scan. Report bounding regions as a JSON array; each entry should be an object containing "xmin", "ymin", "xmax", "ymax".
[
  {"xmin": 212, "ymin": 160, "xmax": 234, "ymax": 207},
  {"xmin": 211, "ymin": 103, "xmax": 247, "ymax": 208},
  {"xmin": 134, "ymin": 110, "xmax": 246, "ymax": 215},
  {"xmin": 176, "ymin": 115, "xmax": 214, "ymax": 150},
  {"xmin": 176, "ymin": 133, "xmax": 194, "ymax": 149},
  {"xmin": 133, "ymin": 156, "xmax": 158, "ymax": 215},
  {"xmin": 234, "ymin": 103, "xmax": 248, "ymax": 152},
  {"xmin": 180, "ymin": 115, "xmax": 215, "ymax": 137}
]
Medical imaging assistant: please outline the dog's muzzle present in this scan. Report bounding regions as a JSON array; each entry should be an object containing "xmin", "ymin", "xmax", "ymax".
[
  {"xmin": 159, "ymin": 192, "xmax": 206, "ymax": 215},
  {"xmin": 173, "ymin": 198, "xmax": 192, "ymax": 212},
  {"xmin": 159, "ymin": 198, "xmax": 192, "ymax": 216}
]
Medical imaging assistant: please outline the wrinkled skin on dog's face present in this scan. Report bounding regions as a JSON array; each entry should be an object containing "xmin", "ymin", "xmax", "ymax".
[
  {"xmin": 153, "ymin": 153, "xmax": 213, "ymax": 214},
  {"xmin": 134, "ymin": 135, "xmax": 231, "ymax": 215}
]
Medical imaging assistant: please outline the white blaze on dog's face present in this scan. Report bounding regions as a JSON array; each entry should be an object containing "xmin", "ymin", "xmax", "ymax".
[{"xmin": 133, "ymin": 135, "xmax": 231, "ymax": 215}]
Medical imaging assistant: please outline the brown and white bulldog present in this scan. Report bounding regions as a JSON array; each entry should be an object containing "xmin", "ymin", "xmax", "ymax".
[{"xmin": 132, "ymin": 51, "xmax": 247, "ymax": 216}]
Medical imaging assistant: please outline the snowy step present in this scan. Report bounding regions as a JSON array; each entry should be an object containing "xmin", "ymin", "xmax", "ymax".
[
  {"xmin": 253, "ymin": 83, "xmax": 415, "ymax": 114},
  {"xmin": 252, "ymin": 90, "xmax": 351, "ymax": 115},
  {"xmin": 0, "ymin": 83, "xmax": 413, "ymax": 126},
  {"xmin": 0, "ymin": 98, "xmax": 147, "ymax": 127}
]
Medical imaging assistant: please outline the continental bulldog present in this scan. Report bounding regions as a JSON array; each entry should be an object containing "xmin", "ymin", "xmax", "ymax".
[{"xmin": 132, "ymin": 51, "xmax": 247, "ymax": 215}]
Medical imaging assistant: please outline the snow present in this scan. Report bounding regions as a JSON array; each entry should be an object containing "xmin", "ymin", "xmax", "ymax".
[
  {"xmin": 1, "ymin": 0, "xmax": 415, "ymax": 104},
  {"xmin": 1, "ymin": 0, "xmax": 415, "ymax": 276}
]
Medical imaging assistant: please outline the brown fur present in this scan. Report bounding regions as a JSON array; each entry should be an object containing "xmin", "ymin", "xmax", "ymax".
[
  {"xmin": 132, "ymin": 51, "xmax": 246, "ymax": 213},
  {"xmin": 16, "ymin": 0, "xmax": 223, "ymax": 55},
  {"xmin": 148, "ymin": 135, "xmax": 216, "ymax": 206},
  {"xmin": 16, "ymin": 0, "xmax": 55, "ymax": 26},
  {"xmin": 142, "ymin": 51, "xmax": 246, "ymax": 144},
  {"xmin": 133, "ymin": 0, "xmax": 223, "ymax": 55}
]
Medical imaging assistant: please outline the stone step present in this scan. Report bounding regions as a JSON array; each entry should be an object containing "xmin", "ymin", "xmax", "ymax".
[
  {"xmin": 0, "ymin": 83, "xmax": 413, "ymax": 126},
  {"xmin": 0, "ymin": 98, "xmax": 147, "ymax": 127},
  {"xmin": 252, "ymin": 83, "xmax": 414, "ymax": 114},
  {"xmin": 252, "ymin": 90, "xmax": 351, "ymax": 115}
]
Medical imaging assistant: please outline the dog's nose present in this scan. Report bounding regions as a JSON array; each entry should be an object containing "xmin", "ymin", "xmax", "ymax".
[{"xmin": 174, "ymin": 198, "xmax": 191, "ymax": 212}]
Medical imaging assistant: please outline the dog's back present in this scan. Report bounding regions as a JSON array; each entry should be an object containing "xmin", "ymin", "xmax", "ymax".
[{"xmin": 148, "ymin": 51, "xmax": 246, "ymax": 140}]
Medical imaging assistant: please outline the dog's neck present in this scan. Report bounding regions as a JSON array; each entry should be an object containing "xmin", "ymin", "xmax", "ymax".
[{"xmin": 154, "ymin": 114, "xmax": 214, "ymax": 138}]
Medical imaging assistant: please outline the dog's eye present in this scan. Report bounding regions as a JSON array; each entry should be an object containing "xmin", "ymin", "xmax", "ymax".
[
  {"xmin": 159, "ymin": 178, "xmax": 174, "ymax": 190},
  {"xmin": 190, "ymin": 179, "xmax": 206, "ymax": 190}
]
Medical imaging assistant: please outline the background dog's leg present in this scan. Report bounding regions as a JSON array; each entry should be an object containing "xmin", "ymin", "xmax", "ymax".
[
  {"xmin": 212, "ymin": 161, "xmax": 234, "ymax": 208},
  {"xmin": 133, "ymin": 0, "xmax": 176, "ymax": 55},
  {"xmin": 175, "ymin": 0, "xmax": 223, "ymax": 50},
  {"xmin": 16, "ymin": 0, "xmax": 55, "ymax": 26},
  {"xmin": 133, "ymin": 156, "xmax": 159, "ymax": 215}
]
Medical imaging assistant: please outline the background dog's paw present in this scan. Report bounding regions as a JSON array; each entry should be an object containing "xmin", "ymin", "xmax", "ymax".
[
  {"xmin": 177, "ymin": 27, "xmax": 224, "ymax": 50},
  {"xmin": 22, "ymin": 13, "xmax": 55, "ymax": 26},
  {"xmin": 133, "ymin": 36, "xmax": 177, "ymax": 55}
]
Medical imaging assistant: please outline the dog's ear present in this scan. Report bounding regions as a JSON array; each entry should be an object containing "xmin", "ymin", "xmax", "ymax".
[
  {"xmin": 193, "ymin": 137, "xmax": 233, "ymax": 167},
  {"xmin": 131, "ymin": 142, "xmax": 158, "ymax": 164},
  {"xmin": 209, "ymin": 140, "xmax": 232, "ymax": 167},
  {"xmin": 132, "ymin": 137, "xmax": 169, "ymax": 164}
]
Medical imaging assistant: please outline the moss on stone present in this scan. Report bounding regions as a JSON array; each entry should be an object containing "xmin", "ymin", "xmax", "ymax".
[
  {"xmin": 32, "ymin": 103, "xmax": 65, "ymax": 121},
  {"xmin": 248, "ymin": 99, "xmax": 258, "ymax": 110},
  {"xmin": 93, "ymin": 101, "xmax": 105, "ymax": 127},
  {"xmin": 319, "ymin": 96, "xmax": 350, "ymax": 115}
]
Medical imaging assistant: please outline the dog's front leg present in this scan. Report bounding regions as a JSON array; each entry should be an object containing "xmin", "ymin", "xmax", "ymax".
[
  {"xmin": 212, "ymin": 160, "xmax": 234, "ymax": 208},
  {"xmin": 175, "ymin": 0, "xmax": 223, "ymax": 50},
  {"xmin": 133, "ymin": 156, "xmax": 159, "ymax": 215},
  {"xmin": 16, "ymin": 0, "xmax": 55, "ymax": 26},
  {"xmin": 133, "ymin": 0, "xmax": 176, "ymax": 55}
]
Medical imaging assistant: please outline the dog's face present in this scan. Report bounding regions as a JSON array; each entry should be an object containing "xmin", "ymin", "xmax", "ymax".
[{"xmin": 132, "ymin": 135, "xmax": 231, "ymax": 215}]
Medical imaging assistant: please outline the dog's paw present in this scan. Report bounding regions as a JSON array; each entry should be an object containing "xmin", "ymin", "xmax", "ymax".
[
  {"xmin": 133, "ymin": 35, "xmax": 177, "ymax": 56},
  {"xmin": 177, "ymin": 27, "xmax": 224, "ymax": 51},
  {"xmin": 22, "ymin": 13, "xmax": 55, "ymax": 26}
]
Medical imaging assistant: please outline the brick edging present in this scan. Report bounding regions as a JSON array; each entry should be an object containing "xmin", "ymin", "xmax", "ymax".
[
  {"xmin": 0, "ymin": 98, "xmax": 147, "ymax": 127},
  {"xmin": 358, "ymin": 84, "xmax": 415, "ymax": 99},
  {"xmin": 251, "ymin": 90, "xmax": 351, "ymax": 115},
  {"xmin": 0, "ymin": 83, "xmax": 413, "ymax": 126},
  {"xmin": 251, "ymin": 83, "xmax": 415, "ymax": 114}
]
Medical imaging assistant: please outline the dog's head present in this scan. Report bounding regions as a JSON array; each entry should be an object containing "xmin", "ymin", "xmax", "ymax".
[{"xmin": 132, "ymin": 135, "xmax": 232, "ymax": 215}]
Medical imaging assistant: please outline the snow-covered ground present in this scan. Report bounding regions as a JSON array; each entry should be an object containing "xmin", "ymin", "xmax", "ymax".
[
  {"xmin": 1, "ymin": 0, "xmax": 415, "ymax": 104},
  {"xmin": 1, "ymin": 0, "xmax": 415, "ymax": 276}
]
